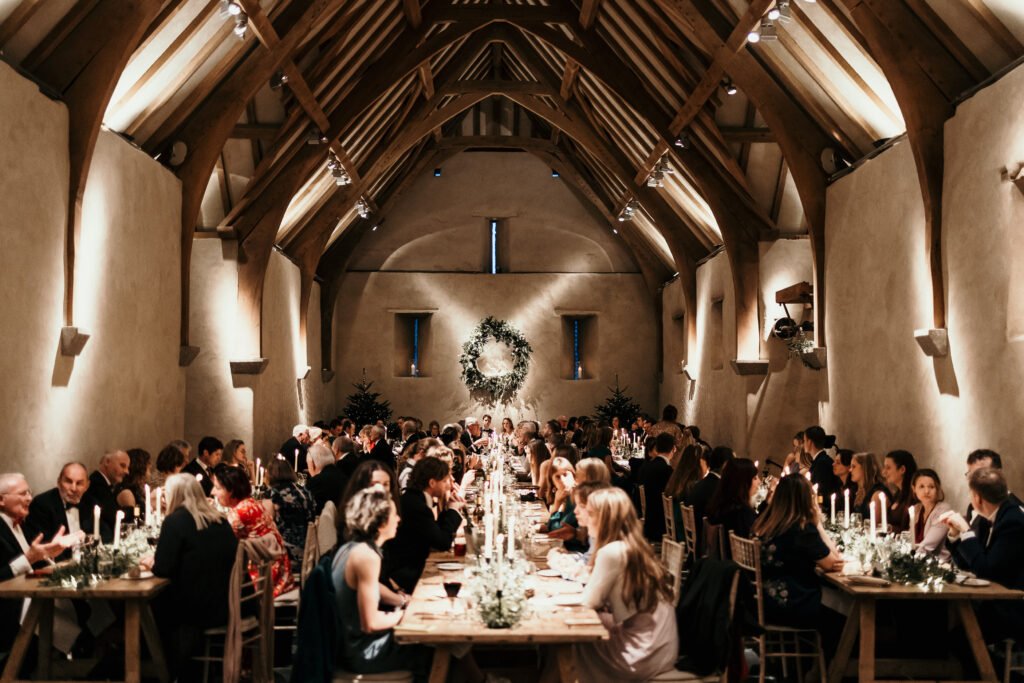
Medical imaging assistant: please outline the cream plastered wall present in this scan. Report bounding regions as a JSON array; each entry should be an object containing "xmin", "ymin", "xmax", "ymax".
[
  {"xmin": 334, "ymin": 149, "xmax": 656, "ymax": 422},
  {"xmin": 659, "ymin": 239, "xmax": 820, "ymax": 459},
  {"xmin": 0, "ymin": 63, "xmax": 184, "ymax": 491},
  {"xmin": 823, "ymin": 62, "xmax": 1024, "ymax": 504},
  {"xmin": 186, "ymin": 243, "xmax": 331, "ymax": 460}
]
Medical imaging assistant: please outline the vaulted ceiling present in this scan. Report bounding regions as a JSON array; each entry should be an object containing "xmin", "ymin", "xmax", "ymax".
[{"xmin": 2, "ymin": 0, "xmax": 1022, "ymax": 361}]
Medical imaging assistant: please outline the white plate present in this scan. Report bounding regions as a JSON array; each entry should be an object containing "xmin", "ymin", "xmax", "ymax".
[
  {"xmin": 962, "ymin": 578, "xmax": 991, "ymax": 587},
  {"xmin": 122, "ymin": 571, "xmax": 154, "ymax": 580},
  {"xmin": 537, "ymin": 569, "xmax": 561, "ymax": 578},
  {"xmin": 552, "ymin": 594, "xmax": 583, "ymax": 606},
  {"xmin": 436, "ymin": 562, "xmax": 463, "ymax": 571}
]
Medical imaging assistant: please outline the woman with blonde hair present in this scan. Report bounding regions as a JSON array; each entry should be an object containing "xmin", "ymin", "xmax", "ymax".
[
  {"xmin": 529, "ymin": 439, "xmax": 552, "ymax": 491},
  {"xmin": 575, "ymin": 457, "xmax": 611, "ymax": 487},
  {"xmin": 849, "ymin": 452, "xmax": 888, "ymax": 520},
  {"xmin": 568, "ymin": 487, "xmax": 678, "ymax": 681},
  {"xmin": 752, "ymin": 475, "xmax": 843, "ymax": 628}
]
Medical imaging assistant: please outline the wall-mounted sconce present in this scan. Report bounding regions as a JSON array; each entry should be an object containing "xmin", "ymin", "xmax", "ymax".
[
  {"xmin": 682, "ymin": 364, "xmax": 696, "ymax": 382},
  {"xmin": 914, "ymin": 328, "xmax": 949, "ymax": 357},
  {"xmin": 731, "ymin": 359, "xmax": 769, "ymax": 376},
  {"xmin": 322, "ymin": 369, "xmax": 336, "ymax": 383},
  {"xmin": 298, "ymin": 365, "xmax": 312, "ymax": 381},
  {"xmin": 179, "ymin": 345, "xmax": 200, "ymax": 367},
  {"xmin": 60, "ymin": 326, "xmax": 90, "ymax": 356},
  {"xmin": 230, "ymin": 358, "xmax": 269, "ymax": 375},
  {"xmin": 1008, "ymin": 165, "xmax": 1024, "ymax": 196}
]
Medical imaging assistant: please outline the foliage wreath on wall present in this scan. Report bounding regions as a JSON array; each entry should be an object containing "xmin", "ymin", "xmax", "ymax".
[{"xmin": 459, "ymin": 316, "xmax": 533, "ymax": 405}]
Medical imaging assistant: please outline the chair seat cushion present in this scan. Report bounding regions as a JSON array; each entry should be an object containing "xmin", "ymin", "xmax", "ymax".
[
  {"xmin": 203, "ymin": 616, "xmax": 260, "ymax": 636},
  {"xmin": 332, "ymin": 671, "xmax": 414, "ymax": 682},
  {"xmin": 274, "ymin": 587, "xmax": 301, "ymax": 605}
]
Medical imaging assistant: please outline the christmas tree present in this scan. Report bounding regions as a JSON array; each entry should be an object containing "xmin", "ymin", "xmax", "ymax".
[
  {"xmin": 594, "ymin": 375, "xmax": 642, "ymax": 425},
  {"xmin": 343, "ymin": 370, "xmax": 393, "ymax": 428}
]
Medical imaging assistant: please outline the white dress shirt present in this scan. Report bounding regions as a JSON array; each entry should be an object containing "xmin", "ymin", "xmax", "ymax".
[{"xmin": 63, "ymin": 502, "xmax": 81, "ymax": 536}]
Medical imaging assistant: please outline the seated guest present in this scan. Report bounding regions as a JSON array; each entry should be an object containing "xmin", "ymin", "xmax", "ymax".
[
  {"xmin": 832, "ymin": 449, "xmax": 858, "ymax": 508},
  {"xmin": 90, "ymin": 450, "xmax": 130, "ymax": 528},
  {"xmin": 528, "ymin": 439, "xmax": 551, "ymax": 489},
  {"xmin": 570, "ymin": 481, "xmax": 610, "ymax": 561},
  {"xmin": 28, "ymin": 462, "xmax": 98, "ymax": 552},
  {"xmin": 572, "ymin": 487, "xmax": 678, "ymax": 681},
  {"xmin": 783, "ymin": 431, "xmax": 810, "ymax": 476},
  {"xmin": 640, "ymin": 433, "xmax": 676, "ymax": 542},
  {"xmin": 648, "ymin": 404, "xmax": 685, "ymax": 451},
  {"xmin": 804, "ymin": 426, "xmax": 841, "ymax": 505},
  {"xmin": 307, "ymin": 445, "xmax": 346, "ymax": 514},
  {"xmin": 576, "ymin": 457, "xmax": 612, "ymax": 487},
  {"xmin": 686, "ymin": 446, "xmax": 734, "ymax": 549},
  {"xmin": 585, "ymin": 426, "xmax": 615, "ymax": 471},
  {"xmin": 944, "ymin": 468, "xmax": 1024, "ymax": 643},
  {"xmin": 211, "ymin": 464, "xmax": 292, "ymax": 597},
  {"xmin": 427, "ymin": 420, "xmax": 441, "ymax": 438},
  {"xmin": 364, "ymin": 426, "xmax": 395, "ymax": 470},
  {"xmin": 383, "ymin": 457, "xmax": 463, "ymax": 592},
  {"xmin": 149, "ymin": 443, "xmax": 187, "ymax": 489},
  {"xmin": 0, "ymin": 473, "xmax": 66, "ymax": 656},
  {"xmin": 909, "ymin": 469, "xmax": 952, "ymax": 561},
  {"xmin": 182, "ymin": 436, "xmax": 223, "ymax": 497},
  {"xmin": 849, "ymin": 452, "xmax": 887, "ymax": 519},
  {"xmin": 333, "ymin": 435, "xmax": 360, "ymax": 480},
  {"xmin": 266, "ymin": 459, "xmax": 315, "ymax": 577},
  {"xmin": 706, "ymin": 458, "xmax": 759, "ymax": 540},
  {"xmin": 751, "ymin": 475, "xmax": 843, "ymax": 628},
  {"xmin": 665, "ymin": 444, "xmax": 704, "ymax": 541},
  {"xmin": 882, "ymin": 450, "xmax": 918, "ymax": 532},
  {"xmin": 333, "ymin": 488, "xmax": 431, "ymax": 678},
  {"xmin": 539, "ymin": 457, "xmax": 577, "ymax": 534},
  {"xmin": 339, "ymin": 461, "xmax": 400, "ymax": 533},
  {"xmin": 397, "ymin": 438, "xmax": 442, "ymax": 492},
  {"xmin": 222, "ymin": 440, "xmax": 253, "ymax": 481},
  {"xmin": 116, "ymin": 449, "xmax": 151, "ymax": 522},
  {"xmin": 146, "ymin": 474, "xmax": 238, "ymax": 680},
  {"xmin": 963, "ymin": 449, "xmax": 1020, "ymax": 546},
  {"xmin": 279, "ymin": 425, "xmax": 310, "ymax": 474}
]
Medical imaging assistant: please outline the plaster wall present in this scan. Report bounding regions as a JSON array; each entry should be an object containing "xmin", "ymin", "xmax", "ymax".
[
  {"xmin": 0, "ymin": 63, "xmax": 184, "ymax": 491},
  {"xmin": 822, "ymin": 63, "xmax": 1024, "ymax": 503}
]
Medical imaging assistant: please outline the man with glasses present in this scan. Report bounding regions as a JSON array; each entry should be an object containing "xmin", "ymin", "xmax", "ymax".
[{"xmin": 0, "ymin": 473, "xmax": 66, "ymax": 656}]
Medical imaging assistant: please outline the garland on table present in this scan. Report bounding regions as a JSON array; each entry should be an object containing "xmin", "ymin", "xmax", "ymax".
[
  {"xmin": 459, "ymin": 317, "xmax": 532, "ymax": 405},
  {"xmin": 884, "ymin": 550, "xmax": 956, "ymax": 589},
  {"xmin": 44, "ymin": 528, "xmax": 154, "ymax": 589}
]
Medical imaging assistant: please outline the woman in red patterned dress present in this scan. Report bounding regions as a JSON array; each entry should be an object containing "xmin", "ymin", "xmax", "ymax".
[{"xmin": 211, "ymin": 463, "xmax": 294, "ymax": 596}]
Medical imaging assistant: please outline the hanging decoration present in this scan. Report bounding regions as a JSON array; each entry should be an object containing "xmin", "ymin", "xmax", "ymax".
[{"xmin": 459, "ymin": 317, "xmax": 532, "ymax": 404}]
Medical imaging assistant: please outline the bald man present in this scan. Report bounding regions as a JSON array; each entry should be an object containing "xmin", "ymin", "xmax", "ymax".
[
  {"xmin": 90, "ymin": 451, "xmax": 129, "ymax": 529},
  {"xmin": 29, "ymin": 462, "xmax": 106, "ymax": 553}
]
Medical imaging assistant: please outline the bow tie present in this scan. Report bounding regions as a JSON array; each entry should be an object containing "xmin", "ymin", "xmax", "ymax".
[{"xmin": 64, "ymin": 501, "xmax": 80, "ymax": 511}]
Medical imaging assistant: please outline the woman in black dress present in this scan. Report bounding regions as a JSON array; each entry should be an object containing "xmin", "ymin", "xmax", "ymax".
[
  {"xmin": 849, "ymin": 452, "xmax": 888, "ymax": 520},
  {"xmin": 751, "ymin": 475, "xmax": 843, "ymax": 628},
  {"xmin": 266, "ymin": 458, "xmax": 315, "ymax": 577},
  {"xmin": 707, "ymin": 457, "xmax": 759, "ymax": 540}
]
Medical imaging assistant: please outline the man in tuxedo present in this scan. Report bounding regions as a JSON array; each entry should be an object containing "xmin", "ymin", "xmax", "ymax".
[
  {"xmin": 364, "ymin": 425, "xmax": 394, "ymax": 470},
  {"xmin": 963, "ymin": 449, "xmax": 1021, "ymax": 546},
  {"xmin": 460, "ymin": 417, "xmax": 488, "ymax": 454},
  {"xmin": 686, "ymin": 446, "xmax": 734, "ymax": 551},
  {"xmin": 182, "ymin": 436, "xmax": 223, "ymax": 496},
  {"xmin": 804, "ymin": 426, "xmax": 841, "ymax": 507},
  {"xmin": 944, "ymin": 467, "xmax": 1024, "ymax": 643},
  {"xmin": 383, "ymin": 457, "xmax": 463, "ymax": 592},
  {"xmin": 306, "ymin": 448, "xmax": 346, "ymax": 514},
  {"xmin": 28, "ymin": 463, "xmax": 103, "ymax": 552},
  {"xmin": 279, "ymin": 425, "xmax": 310, "ymax": 473},
  {"xmin": 640, "ymin": 433, "xmax": 676, "ymax": 541},
  {"xmin": 332, "ymin": 436, "xmax": 360, "ymax": 480},
  {"xmin": 0, "ymin": 473, "xmax": 66, "ymax": 655},
  {"xmin": 89, "ymin": 451, "xmax": 129, "ymax": 530}
]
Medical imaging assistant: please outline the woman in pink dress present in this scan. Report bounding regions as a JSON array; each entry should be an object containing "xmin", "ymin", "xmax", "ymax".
[{"xmin": 211, "ymin": 464, "xmax": 293, "ymax": 596}]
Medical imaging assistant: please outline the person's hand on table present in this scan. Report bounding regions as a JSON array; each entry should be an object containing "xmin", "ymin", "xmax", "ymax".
[
  {"xmin": 138, "ymin": 555, "xmax": 155, "ymax": 571},
  {"xmin": 546, "ymin": 525, "xmax": 576, "ymax": 541},
  {"xmin": 26, "ymin": 526, "xmax": 66, "ymax": 564},
  {"xmin": 939, "ymin": 510, "xmax": 970, "ymax": 539}
]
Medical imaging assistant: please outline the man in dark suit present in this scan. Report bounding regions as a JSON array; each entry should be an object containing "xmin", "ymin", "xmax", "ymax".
[
  {"xmin": 383, "ymin": 457, "xmax": 463, "ymax": 592},
  {"xmin": 945, "ymin": 467, "xmax": 1024, "ymax": 644},
  {"xmin": 28, "ymin": 462, "xmax": 105, "ymax": 552},
  {"xmin": 0, "ymin": 473, "xmax": 66, "ymax": 655},
  {"xmin": 182, "ymin": 436, "xmax": 223, "ymax": 496},
  {"xmin": 804, "ymin": 426, "xmax": 841, "ymax": 508},
  {"xmin": 89, "ymin": 451, "xmax": 130, "ymax": 529},
  {"xmin": 279, "ymin": 425, "xmax": 310, "ymax": 473},
  {"xmin": 686, "ymin": 446, "xmax": 734, "ymax": 552},
  {"xmin": 364, "ymin": 425, "xmax": 395, "ymax": 470},
  {"xmin": 963, "ymin": 449, "xmax": 1021, "ymax": 546},
  {"xmin": 640, "ymin": 433, "xmax": 676, "ymax": 541},
  {"xmin": 306, "ymin": 447, "xmax": 346, "ymax": 514}
]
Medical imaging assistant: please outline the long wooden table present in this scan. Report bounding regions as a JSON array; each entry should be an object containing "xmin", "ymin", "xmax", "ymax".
[
  {"xmin": 822, "ymin": 572, "xmax": 1024, "ymax": 683},
  {"xmin": 394, "ymin": 504, "xmax": 608, "ymax": 683},
  {"xmin": 0, "ymin": 574, "xmax": 170, "ymax": 683}
]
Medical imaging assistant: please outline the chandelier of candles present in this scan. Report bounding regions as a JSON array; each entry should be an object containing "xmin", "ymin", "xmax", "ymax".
[
  {"xmin": 327, "ymin": 153, "xmax": 351, "ymax": 186},
  {"xmin": 646, "ymin": 156, "xmax": 675, "ymax": 188},
  {"xmin": 356, "ymin": 197, "xmax": 370, "ymax": 219},
  {"xmin": 223, "ymin": 1, "xmax": 249, "ymax": 40},
  {"xmin": 617, "ymin": 198, "xmax": 640, "ymax": 222},
  {"xmin": 747, "ymin": 0, "xmax": 812, "ymax": 44}
]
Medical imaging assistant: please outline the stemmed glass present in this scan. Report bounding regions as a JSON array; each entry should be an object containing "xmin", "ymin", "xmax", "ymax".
[{"xmin": 443, "ymin": 579, "xmax": 462, "ymax": 615}]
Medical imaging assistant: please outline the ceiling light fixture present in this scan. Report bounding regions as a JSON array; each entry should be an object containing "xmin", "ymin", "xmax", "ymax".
[
  {"xmin": 618, "ymin": 199, "xmax": 639, "ymax": 222},
  {"xmin": 722, "ymin": 78, "xmax": 738, "ymax": 96},
  {"xmin": 747, "ymin": 28, "xmax": 761, "ymax": 43},
  {"xmin": 269, "ymin": 71, "xmax": 289, "ymax": 90},
  {"xmin": 768, "ymin": 6, "xmax": 781, "ymax": 20},
  {"xmin": 759, "ymin": 16, "xmax": 779, "ymax": 40},
  {"xmin": 305, "ymin": 128, "xmax": 328, "ymax": 145},
  {"xmin": 223, "ymin": 0, "xmax": 242, "ymax": 16},
  {"xmin": 327, "ymin": 153, "xmax": 350, "ymax": 186},
  {"xmin": 777, "ymin": 0, "xmax": 793, "ymax": 22},
  {"xmin": 433, "ymin": 167, "xmax": 442, "ymax": 177},
  {"xmin": 673, "ymin": 133, "xmax": 691, "ymax": 150},
  {"xmin": 356, "ymin": 198, "xmax": 370, "ymax": 219},
  {"xmin": 232, "ymin": 11, "xmax": 248, "ymax": 39}
]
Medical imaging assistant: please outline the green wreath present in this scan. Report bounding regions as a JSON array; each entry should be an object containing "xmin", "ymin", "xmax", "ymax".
[{"xmin": 459, "ymin": 317, "xmax": 532, "ymax": 404}]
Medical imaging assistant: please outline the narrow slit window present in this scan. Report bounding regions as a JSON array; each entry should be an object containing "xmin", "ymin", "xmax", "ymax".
[
  {"xmin": 490, "ymin": 219, "xmax": 498, "ymax": 274},
  {"xmin": 573, "ymin": 319, "xmax": 582, "ymax": 380},
  {"xmin": 412, "ymin": 318, "xmax": 420, "ymax": 376}
]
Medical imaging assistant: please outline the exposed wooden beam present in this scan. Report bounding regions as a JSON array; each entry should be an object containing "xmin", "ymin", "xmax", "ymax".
[
  {"xmin": 0, "ymin": 0, "xmax": 45, "ymax": 47},
  {"xmin": 231, "ymin": 123, "xmax": 280, "ymax": 140},
  {"xmin": 403, "ymin": 0, "xmax": 423, "ymax": 29},
  {"xmin": 962, "ymin": 0, "xmax": 1024, "ymax": 58},
  {"xmin": 720, "ymin": 126, "xmax": 773, "ymax": 143},
  {"xmin": 430, "ymin": 5, "xmax": 577, "ymax": 24}
]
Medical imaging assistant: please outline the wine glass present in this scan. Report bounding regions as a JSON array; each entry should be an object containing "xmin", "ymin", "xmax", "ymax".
[{"xmin": 442, "ymin": 579, "xmax": 462, "ymax": 615}]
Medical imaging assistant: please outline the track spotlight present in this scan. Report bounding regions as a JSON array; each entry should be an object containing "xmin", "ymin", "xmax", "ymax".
[
  {"xmin": 747, "ymin": 28, "xmax": 761, "ymax": 43},
  {"xmin": 673, "ymin": 133, "xmax": 691, "ymax": 150},
  {"xmin": 356, "ymin": 198, "xmax": 370, "ymax": 219},
  {"xmin": 612, "ymin": 228, "xmax": 618, "ymax": 234},
  {"xmin": 777, "ymin": 0, "xmax": 793, "ymax": 22},
  {"xmin": 327, "ymin": 153, "xmax": 350, "ymax": 186},
  {"xmin": 722, "ymin": 78, "xmax": 737, "ymax": 95},
  {"xmin": 306, "ymin": 128, "xmax": 328, "ymax": 145},
  {"xmin": 223, "ymin": 0, "xmax": 242, "ymax": 16},
  {"xmin": 768, "ymin": 6, "xmax": 780, "ymax": 20},
  {"xmin": 269, "ymin": 71, "xmax": 289, "ymax": 90},
  {"xmin": 232, "ymin": 11, "xmax": 248, "ymax": 39},
  {"xmin": 617, "ymin": 199, "xmax": 639, "ymax": 222},
  {"xmin": 759, "ymin": 16, "xmax": 778, "ymax": 40}
]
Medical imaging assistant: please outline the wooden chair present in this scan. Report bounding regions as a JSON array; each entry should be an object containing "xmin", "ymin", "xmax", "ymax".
[
  {"xmin": 680, "ymin": 503, "xmax": 698, "ymax": 559},
  {"xmin": 704, "ymin": 519, "xmax": 725, "ymax": 560},
  {"xmin": 1005, "ymin": 639, "xmax": 1023, "ymax": 683},
  {"xmin": 662, "ymin": 493, "xmax": 677, "ymax": 540},
  {"xmin": 638, "ymin": 484, "xmax": 647, "ymax": 523},
  {"xmin": 196, "ymin": 558, "xmax": 273, "ymax": 683},
  {"xmin": 661, "ymin": 538, "xmax": 685, "ymax": 606},
  {"xmin": 333, "ymin": 672, "xmax": 414, "ymax": 682},
  {"xmin": 300, "ymin": 520, "xmax": 320, "ymax": 588},
  {"xmin": 317, "ymin": 500, "xmax": 339, "ymax": 556},
  {"xmin": 728, "ymin": 532, "xmax": 826, "ymax": 683}
]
